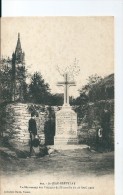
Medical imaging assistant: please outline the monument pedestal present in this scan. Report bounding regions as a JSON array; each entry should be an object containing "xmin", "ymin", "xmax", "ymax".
[{"xmin": 55, "ymin": 105, "xmax": 78, "ymax": 145}]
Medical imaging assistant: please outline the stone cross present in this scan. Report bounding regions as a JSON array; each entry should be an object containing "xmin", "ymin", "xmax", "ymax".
[{"xmin": 57, "ymin": 73, "xmax": 76, "ymax": 106}]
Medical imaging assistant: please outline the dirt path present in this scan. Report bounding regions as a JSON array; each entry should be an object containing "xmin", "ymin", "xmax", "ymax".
[
  {"xmin": 0, "ymin": 146, "xmax": 114, "ymax": 195},
  {"xmin": 0, "ymin": 147, "xmax": 114, "ymax": 177}
]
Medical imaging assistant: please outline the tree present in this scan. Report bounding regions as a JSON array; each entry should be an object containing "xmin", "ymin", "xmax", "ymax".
[
  {"xmin": 71, "ymin": 93, "xmax": 89, "ymax": 106},
  {"xmin": 0, "ymin": 58, "xmax": 13, "ymax": 103},
  {"xmin": 0, "ymin": 57, "xmax": 29, "ymax": 103},
  {"xmin": 28, "ymin": 72, "xmax": 50, "ymax": 104},
  {"xmin": 48, "ymin": 93, "xmax": 63, "ymax": 106},
  {"xmin": 56, "ymin": 58, "xmax": 80, "ymax": 81},
  {"xmin": 79, "ymin": 74, "xmax": 103, "ymax": 102}
]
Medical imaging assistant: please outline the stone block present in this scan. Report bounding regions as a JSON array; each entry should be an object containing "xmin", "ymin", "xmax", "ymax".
[{"xmin": 55, "ymin": 106, "xmax": 78, "ymax": 145}]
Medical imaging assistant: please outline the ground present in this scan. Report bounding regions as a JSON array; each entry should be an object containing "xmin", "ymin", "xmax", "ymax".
[
  {"xmin": 0, "ymin": 144, "xmax": 114, "ymax": 195},
  {"xmin": 0, "ymin": 145, "xmax": 114, "ymax": 177}
]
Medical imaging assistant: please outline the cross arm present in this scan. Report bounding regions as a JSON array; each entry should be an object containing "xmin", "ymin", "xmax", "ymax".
[
  {"xmin": 69, "ymin": 84, "xmax": 76, "ymax": 87},
  {"xmin": 68, "ymin": 82, "xmax": 76, "ymax": 87},
  {"xmin": 57, "ymin": 82, "xmax": 65, "ymax": 86}
]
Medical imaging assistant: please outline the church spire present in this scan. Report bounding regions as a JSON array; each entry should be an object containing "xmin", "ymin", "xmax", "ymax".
[
  {"xmin": 11, "ymin": 33, "xmax": 26, "ymax": 102},
  {"xmin": 15, "ymin": 33, "xmax": 22, "ymax": 54},
  {"xmin": 18, "ymin": 32, "xmax": 20, "ymax": 39}
]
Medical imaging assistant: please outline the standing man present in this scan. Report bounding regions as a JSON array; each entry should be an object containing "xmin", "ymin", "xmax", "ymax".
[
  {"xmin": 44, "ymin": 107, "xmax": 55, "ymax": 145},
  {"xmin": 28, "ymin": 112, "xmax": 37, "ymax": 154},
  {"xmin": 101, "ymin": 109, "xmax": 111, "ymax": 151},
  {"xmin": 96, "ymin": 128, "xmax": 103, "ymax": 152}
]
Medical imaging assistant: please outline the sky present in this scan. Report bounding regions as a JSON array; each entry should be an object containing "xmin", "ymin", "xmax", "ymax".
[{"xmin": 1, "ymin": 17, "xmax": 114, "ymax": 97}]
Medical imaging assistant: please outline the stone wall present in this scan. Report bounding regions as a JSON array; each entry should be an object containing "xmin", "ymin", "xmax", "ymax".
[
  {"xmin": 4, "ymin": 103, "xmax": 48, "ymax": 147},
  {"xmin": 1, "ymin": 100, "xmax": 114, "ymax": 149},
  {"xmin": 3, "ymin": 103, "xmax": 60, "ymax": 147},
  {"xmin": 5, "ymin": 103, "xmax": 31, "ymax": 146}
]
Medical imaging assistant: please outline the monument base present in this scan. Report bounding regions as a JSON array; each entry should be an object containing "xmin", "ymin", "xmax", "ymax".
[
  {"xmin": 55, "ymin": 105, "xmax": 78, "ymax": 146},
  {"xmin": 49, "ymin": 144, "xmax": 88, "ymax": 151},
  {"xmin": 54, "ymin": 136, "xmax": 78, "ymax": 145}
]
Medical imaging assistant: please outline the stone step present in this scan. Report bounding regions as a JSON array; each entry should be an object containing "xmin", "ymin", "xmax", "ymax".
[
  {"xmin": 50, "ymin": 144, "xmax": 88, "ymax": 150},
  {"xmin": 54, "ymin": 136, "xmax": 78, "ymax": 145}
]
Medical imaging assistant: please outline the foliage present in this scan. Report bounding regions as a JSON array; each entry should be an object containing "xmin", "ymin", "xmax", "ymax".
[
  {"xmin": 79, "ymin": 74, "xmax": 102, "ymax": 96},
  {"xmin": 1, "ymin": 56, "xmax": 114, "ymax": 106},
  {"xmin": 71, "ymin": 93, "xmax": 89, "ymax": 106},
  {"xmin": 56, "ymin": 58, "xmax": 80, "ymax": 80},
  {"xmin": 48, "ymin": 94, "xmax": 63, "ymax": 106},
  {"xmin": 0, "ymin": 57, "xmax": 28, "ymax": 103},
  {"xmin": 28, "ymin": 72, "xmax": 51, "ymax": 104},
  {"xmin": 0, "ymin": 57, "xmax": 63, "ymax": 105},
  {"xmin": 75, "ymin": 74, "xmax": 114, "ymax": 104},
  {"xmin": 0, "ymin": 59, "xmax": 13, "ymax": 103},
  {"xmin": 0, "ymin": 102, "xmax": 7, "ymax": 138}
]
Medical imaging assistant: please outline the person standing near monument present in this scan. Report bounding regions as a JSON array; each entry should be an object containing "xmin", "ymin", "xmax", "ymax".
[
  {"xmin": 101, "ymin": 109, "xmax": 111, "ymax": 151},
  {"xmin": 28, "ymin": 112, "xmax": 38, "ymax": 154},
  {"xmin": 96, "ymin": 127, "xmax": 103, "ymax": 152},
  {"xmin": 44, "ymin": 107, "xmax": 55, "ymax": 145}
]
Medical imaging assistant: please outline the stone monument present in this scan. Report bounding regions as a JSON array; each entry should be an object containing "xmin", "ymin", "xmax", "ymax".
[{"xmin": 55, "ymin": 73, "xmax": 78, "ymax": 145}]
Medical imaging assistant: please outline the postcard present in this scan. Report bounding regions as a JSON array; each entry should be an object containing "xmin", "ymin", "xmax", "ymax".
[{"xmin": 0, "ymin": 1, "xmax": 123, "ymax": 195}]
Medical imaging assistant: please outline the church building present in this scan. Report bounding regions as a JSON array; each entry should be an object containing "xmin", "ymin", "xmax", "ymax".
[{"xmin": 11, "ymin": 33, "xmax": 26, "ymax": 101}]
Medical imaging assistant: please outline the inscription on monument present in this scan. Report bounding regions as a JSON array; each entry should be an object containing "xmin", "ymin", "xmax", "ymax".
[
  {"xmin": 55, "ymin": 107, "xmax": 78, "ymax": 145},
  {"xmin": 56, "ymin": 111, "xmax": 77, "ymax": 136}
]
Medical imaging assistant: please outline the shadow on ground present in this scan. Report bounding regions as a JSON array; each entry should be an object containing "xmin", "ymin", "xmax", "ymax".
[{"xmin": 0, "ymin": 144, "xmax": 114, "ymax": 178}]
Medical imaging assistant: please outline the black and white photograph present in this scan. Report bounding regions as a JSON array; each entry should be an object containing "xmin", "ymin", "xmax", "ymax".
[{"xmin": 0, "ymin": 1, "xmax": 123, "ymax": 195}]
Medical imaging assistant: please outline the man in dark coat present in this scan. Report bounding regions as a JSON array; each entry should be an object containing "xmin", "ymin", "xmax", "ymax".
[
  {"xmin": 28, "ymin": 112, "xmax": 38, "ymax": 154},
  {"xmin": 44, "ymin": 117, "xmax": 55, "ymax": 145},
  {"xmin": 101, "ymin": 109, "xmax": 111, "ymax": 151},
  {"xmin": 28, "ymin": 113, "xmax": 37, "ymax": 135}
]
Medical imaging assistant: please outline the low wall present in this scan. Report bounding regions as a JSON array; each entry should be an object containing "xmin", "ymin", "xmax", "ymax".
[
  {"xmin": 4, "ymin": 103, "xmax": 47, "ymax": 146},
  {"xmin": 1, "ymin": 100, "xmax": 114, "ymax": 149}
]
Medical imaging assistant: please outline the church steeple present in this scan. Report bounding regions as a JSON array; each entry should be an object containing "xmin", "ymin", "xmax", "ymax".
[
  {"xmin": 14, "ymin": 33, "xmax": 25, "ymax": 64},
  {"xmin": 11, "ymin": 33, "xmax": 26, "ymax": 102},
  {"xmin": 15, "ymin": 33, "xmax": 22, "ymax": 54}
]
